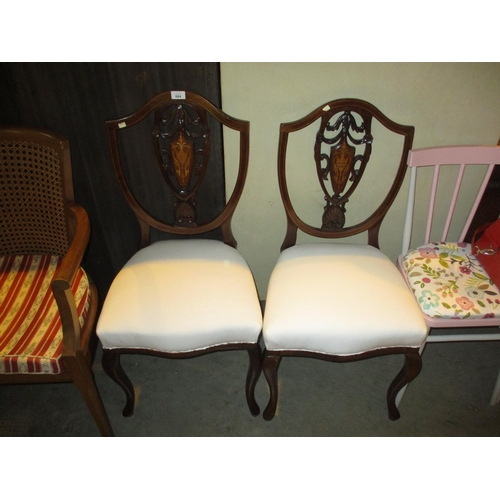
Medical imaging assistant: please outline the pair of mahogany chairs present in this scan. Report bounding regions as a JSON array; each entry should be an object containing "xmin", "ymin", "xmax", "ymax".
[{"xmin": 1, "ymin": 91, "xmax": 499, "ymax": 436}]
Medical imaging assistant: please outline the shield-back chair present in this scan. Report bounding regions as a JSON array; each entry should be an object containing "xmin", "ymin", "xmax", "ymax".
[
  {"xmin": 96, "ymin": 90, "xmax": 263, "ymax": 419},
  {"xmin": 262, "ymin": 98, "xmax": 428, "ymax": 421}
]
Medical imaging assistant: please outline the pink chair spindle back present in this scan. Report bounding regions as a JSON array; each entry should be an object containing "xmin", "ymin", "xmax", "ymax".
[{"xmin": 402, "ymin": 145, "xmax": 500, "ymax": 254}]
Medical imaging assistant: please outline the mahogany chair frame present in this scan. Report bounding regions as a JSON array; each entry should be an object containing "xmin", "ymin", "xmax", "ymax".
[
  {"xmin": 263, "ymin": 98, "xmax": 421, "ymax": 421},
  {"xmin": 106, "ymin": 90, "xmax": 250, "ymax": 248},
  {"xmin": 0, "ymin": 126, "xmax": 113, "ymax": 436},
  {"xmin": 102, "ymin": 90, "xmax": 262, "ymax": 417}
]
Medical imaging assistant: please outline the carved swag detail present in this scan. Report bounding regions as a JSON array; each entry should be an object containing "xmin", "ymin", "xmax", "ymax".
[
  {"xmin": 314, "ymin": 110, "xmax": 373, "ymax": 229},
  {"xmin": 153, "ymin": 102, "xmax": 210, "ymax": 226}
]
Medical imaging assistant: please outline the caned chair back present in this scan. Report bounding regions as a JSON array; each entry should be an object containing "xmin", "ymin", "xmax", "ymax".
[{"xmin": 0, "ymin": 127, "xmax": 74, "ymax": 256}]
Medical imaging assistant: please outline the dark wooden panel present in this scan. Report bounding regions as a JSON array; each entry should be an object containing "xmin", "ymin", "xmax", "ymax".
[
  {"xmin": 464, "ymin": 164, "xmax": 500, "ymax": 242},
  {"xmin": 464, "ymin": 137, "xmax": 500, "ymax": 242},
  {"xmin": 0, "ymin": 62, "xmax": 223, "ymax": 298}
]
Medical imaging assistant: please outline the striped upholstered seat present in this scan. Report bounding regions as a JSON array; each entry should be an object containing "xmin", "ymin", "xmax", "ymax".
[{"xmin": 0, "ymin": 254, "xmax": 91, "ymax": 375}]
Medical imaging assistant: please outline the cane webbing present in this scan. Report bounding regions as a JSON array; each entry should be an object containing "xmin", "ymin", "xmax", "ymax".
[{"xmin": 0, "ymin": 140, "xmax": 69, "ymax": 256}]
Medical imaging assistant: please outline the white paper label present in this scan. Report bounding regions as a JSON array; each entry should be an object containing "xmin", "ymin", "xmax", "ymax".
[
  {"xmin": 118, "ymin": 122, "xmax": 127, "ymax": 128},
  {"xmin": 171, "ymin": 91, "xmax": 186, "ymax": 100}
]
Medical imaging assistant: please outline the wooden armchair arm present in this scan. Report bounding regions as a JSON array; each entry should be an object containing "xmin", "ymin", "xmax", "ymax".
[
  {"xmin": 51, "ymin": 203, "xmax": 91, "ymax": 356},
  {"xmin": 54, "ymin": 204, "xmax": 91, "ymax": 286}
]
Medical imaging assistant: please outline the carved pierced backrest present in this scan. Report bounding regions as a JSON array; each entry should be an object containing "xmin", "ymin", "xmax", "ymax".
[
  {"xmin": 0, "ymin": 127, "xmax": 73, "ymax": 256},
  {"xmin": 106, "ymin": 90, "xmax": 250, "ymax": 249},
  {"xmin": 278, "ymin": 99, "xmax": 414, "ymax": 250}
]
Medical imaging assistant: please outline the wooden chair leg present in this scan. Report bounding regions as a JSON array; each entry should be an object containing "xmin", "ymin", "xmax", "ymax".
[
  {"xmin": 65, "ymin": 354, "xmax": 114, "ymax": 436},
  {"xmin": 102, "ymin": 349, "xmax": 135, "ymax": 417},
  {"xmin": 394, "ymin": 343, "xmax": 427, "ymax": 408},
  {"xmin": 262, "ymin": 350, "xmax": 282, "ymax": 421},
  {"xmin": 245, "ymin": 343, "xmax": 262, "ymax": 416},
  {"xmin": 387, "ymin": 348, "xmax": 422, "ymax": 421}
]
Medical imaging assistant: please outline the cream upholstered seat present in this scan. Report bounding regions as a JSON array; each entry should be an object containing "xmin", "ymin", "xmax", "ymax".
[
  {"xmin": 264, "ymin": 243, "xmax": 426, "ymax": 355},
  {"xmin": 397, "ymin": 145, "xmax": 500, "ymax": 406},
  {"xmin": 262, "ymin": 99, "xmax": 428, "ymax": 421},
  {"xmin": 96, "ymin": 91, "xmax": 263, "ymax": 418},
  {"xmin": 98, "ymin": 240, "xmax": 262, "ymax": 353}
]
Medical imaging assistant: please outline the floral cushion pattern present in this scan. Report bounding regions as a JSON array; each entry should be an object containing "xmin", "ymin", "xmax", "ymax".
[
  {"xmin": 402, "ymin": 242, "xmax": 500, "ymax": 320},
  {"xmin": 0, "ymin": 254, "xmax": 91, "ymax": 374}
]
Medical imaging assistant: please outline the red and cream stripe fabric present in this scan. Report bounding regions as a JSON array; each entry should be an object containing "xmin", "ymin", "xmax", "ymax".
[{"xmin": 0, "ymin": 254, "xmax": 91, "ymax": 374}]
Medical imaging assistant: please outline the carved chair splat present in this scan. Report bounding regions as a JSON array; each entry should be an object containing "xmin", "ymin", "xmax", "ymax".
[
  {"xmin": 97, "ymin": 91, "xmax": 263, "ymax": 419},
  {"xmin": 262, "ymin": 98, "xmax": 428, "ymax": 421}
]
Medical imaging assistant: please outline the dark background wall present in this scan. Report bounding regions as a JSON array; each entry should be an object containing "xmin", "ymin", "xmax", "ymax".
[{"xmin": 0, "ymin": 62, "xmax": 223, "ymax": 298}]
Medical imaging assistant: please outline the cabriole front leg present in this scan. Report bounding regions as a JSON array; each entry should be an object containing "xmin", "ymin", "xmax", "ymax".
[
  {"xmin": 262, "ymin": 350, "xmax": 282, "ymax": 421},
  {"xmin": 387, "ymin": 348, "xmax": 422, "ymax": 421},
  {"xmin": 102, "ymin": 349, "xmax": 136, "ymax": 417},
  {"xmin": 246, "ymin": 343, "xmax": 262, "ymax": 416}
]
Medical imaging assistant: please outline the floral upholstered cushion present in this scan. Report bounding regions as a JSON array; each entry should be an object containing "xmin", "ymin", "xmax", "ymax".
[
  {"xmin": 402, "ymin": 242, "xmax": 500, "ymax": 320},
  {"xmin": 0, "ymin": 254, "xmax": 91, "ymax": 374}
]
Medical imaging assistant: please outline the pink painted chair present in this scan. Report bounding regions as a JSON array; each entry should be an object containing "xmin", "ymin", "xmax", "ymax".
[{"xmin": 397, "ymin": 145, "xmax": 500, "ymax": 405}]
